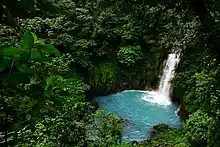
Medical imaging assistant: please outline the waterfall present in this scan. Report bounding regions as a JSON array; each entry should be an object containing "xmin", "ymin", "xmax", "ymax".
[
  {"xmin": 157, "ymin": 53, "xmax": 180, "ymax": 98},
  {"xmin": 142, "ymin": 53, "xmax": 180, "ymax": 106}
]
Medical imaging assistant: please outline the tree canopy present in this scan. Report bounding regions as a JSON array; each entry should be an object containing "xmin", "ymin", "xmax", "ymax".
[{"xmin": 0, "ymin": 0, "xmax": 220, "ymax": 146}]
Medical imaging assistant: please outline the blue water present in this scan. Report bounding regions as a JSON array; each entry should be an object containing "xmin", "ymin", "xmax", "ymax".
[{"xmin": 96, "ymin": 90, "xmax": 182, "ymax": 141}]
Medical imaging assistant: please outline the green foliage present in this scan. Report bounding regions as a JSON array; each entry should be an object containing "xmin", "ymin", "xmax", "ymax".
[
  {"xmin": 17, "ymin": 109, "xmax": 124, "ymax": 147},
  {"xmin": 89, "ymin": 61, "xmax": 118, "ymax": 87},
  {"xmin": 41, "ymin": 44, "xmax": 61, "ymax": 57},
  {"xmin": 89, "ymin": 110, "xmax": 123, "ymax": 147},
  {"xmin": 0, "ymin": 31, "xmax": 60, "ymax": 87},
  {"xmin": 44, "ymin": 75, "xmax": 89, "ymax": 104},
  {"xmin": 144, "ymin": 128, "xmax": 189, "ymax": 147},
  {"xmin": 173, "ymin": 50, "xmax": 220, "ymax": 146},
  {"xmin": 0, "ymin": 30, "xmax": 124, "ymax": 147},
  {"xmin": 0, "ymin": 32, "xmax": 63, "ymax": 146},
  {"xmin": 1, "ymin": 0, "xmax": 220, "ymax": 146},
  {"xmin": 173, "ymin": 52, "xmax": 220, "ymax": 115},
  {"xmin": 17, "ymin": 103, "xmax": 89, "ymax": 147},
  {"xmin": 184, "ymin": 110, "xmax": 215, "ymax": 146},
  {"xmin": 0, "ymin": 58, "xmax": 9, "ymax": 72},
  {"xmin": 117, "ymin": 46, "xmax": 142, "ymax": 67}
]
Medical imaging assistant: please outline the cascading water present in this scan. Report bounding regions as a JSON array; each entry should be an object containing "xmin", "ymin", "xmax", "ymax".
[
  {"xmin": 158, "ymin": 53, "xmax": 180, "ymax": 98},
  {"xmin": 142, "ymin": 53, "xmax": 180, "ymax": 106}
]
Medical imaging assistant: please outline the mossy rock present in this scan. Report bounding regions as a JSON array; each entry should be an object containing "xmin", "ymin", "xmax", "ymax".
[
  {"xmin": 152, "ymin": 124, "xmax": 169, "ymax": 132},
  {"xmin": 149, "ymin": 124, "xmax": 170, "ymax": 138}
]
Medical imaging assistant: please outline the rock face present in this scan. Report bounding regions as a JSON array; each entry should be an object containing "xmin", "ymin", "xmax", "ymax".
[
  {"xmin": 177, "ymin": 103, "xmax": 188, "ymax": 120},
  {"xmin": 85, "ymin": 71, "xmax": 159, "ymax": 100},
  {"xmin": 171, "ymin": 87, "xmax": 189, "ymax": 121}
]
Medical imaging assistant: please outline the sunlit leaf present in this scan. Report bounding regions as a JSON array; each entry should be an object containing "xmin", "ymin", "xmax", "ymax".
[
  {"xmin": 36, "ymin": 40, "xmax": 45, "ymax": 45},
  {"xmin": 31, "ymin": 32, "xmax": 38, "ymax": 42},
  {"xmin": 45, "ymin": 76, "xmax": 54, "ymax": 90}
]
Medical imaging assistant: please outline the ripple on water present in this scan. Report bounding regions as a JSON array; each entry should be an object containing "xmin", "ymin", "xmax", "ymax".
[{"xmin": 96, "ymin": 90, "xmax": 182, "ymax": 141}]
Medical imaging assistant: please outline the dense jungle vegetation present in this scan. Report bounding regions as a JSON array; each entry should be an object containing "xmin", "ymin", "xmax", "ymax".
[{"xmin": 0, "ymin": 0, "xmax": 220, "ymax": 146}]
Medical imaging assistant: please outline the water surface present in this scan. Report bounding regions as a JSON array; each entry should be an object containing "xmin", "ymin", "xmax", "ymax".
[{"xmin": 96, "ymin": 90, "xmax": 181, "ymax": 141}]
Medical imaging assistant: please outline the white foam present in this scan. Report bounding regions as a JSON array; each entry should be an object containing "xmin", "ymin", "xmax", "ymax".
[
  {"xmin": 157, "ymin": 53, "xmax": 180, "ymax": 98},
  {"xmin": 142, "ymin": 91, "xmax": 172, "ymax": 106},
  {"xmin": 142, "ymin": 53, "xmax": 180, "ymax": 106}
]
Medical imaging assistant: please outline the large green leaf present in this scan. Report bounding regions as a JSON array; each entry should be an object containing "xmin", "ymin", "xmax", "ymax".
[
  {"xmin": 21, "ymin": 31, "xmax": 34, "ymax": 51},
  {"xmin": 41, "ymin": 44, "xmax": 61, "ymax": 56},
  {"xmin": 20, "ymin": 51, "xmax": 31, "ymax": 63},
  {"xmin": 0, "ymin": 58, "xmax": 9, "ymax": 72},
  {"xmin": 30, "ymin": 50, "xmax": 52, "ymax": 62},
  {"xmin": 0, "ymin": 46, "xmax": 21, "ymax": 59}
]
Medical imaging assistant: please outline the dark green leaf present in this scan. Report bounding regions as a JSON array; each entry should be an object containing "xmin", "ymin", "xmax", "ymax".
[
  {"xmin": 0, "ymin": 58, "xmax": 9, "ymax": 72},
  {"xmin": 21, "ymin": 31, "xmax": 34, "ymax": 51},
  {"xmin": 6, "ymin": 72, "xmax": 30, "ymax": 85},
  {"xmin": 0, "ymin": 47, "xmax": 20, "ymax": 59},
  {"xmin": 15, "ymin": 63, "xmax": 36, "ymax": 73},
  {"xmin": 23, "ymin": 0, "xmax": 35, "ymax": 11},
  {"xmin": 30, "ymin": 84, "xmax": 45, "ymax": 96},
  {"xmin": 20, "ymin": 51, "xmax": 31, "ymax": 63},
  {"xmin": 15, "ymin": 63, "xmax": 26, "ymax": 72},
  {"xmin": 30, "ymin": 50, "xmax": 52, "ymax": 62},
  {"xmin": 41, "ymin": 44, "xmax": 61, "ymax": 56}
]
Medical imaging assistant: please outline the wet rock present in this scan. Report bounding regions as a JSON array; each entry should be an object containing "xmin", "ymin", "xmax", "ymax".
[
  {"xmin": 119, "ymin": 118, "xmax": 134, "ymax": 127},
  {"xmin": 177, "ymin": 103, "xmax": 188, "ymax": 120},
  {"xmin": 152, "ymin": 124, "xmax": 169, "ymax": 131},
  {"xmin": 124, "ymin": 119, "xmax": 134, "ymax": 127}
]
